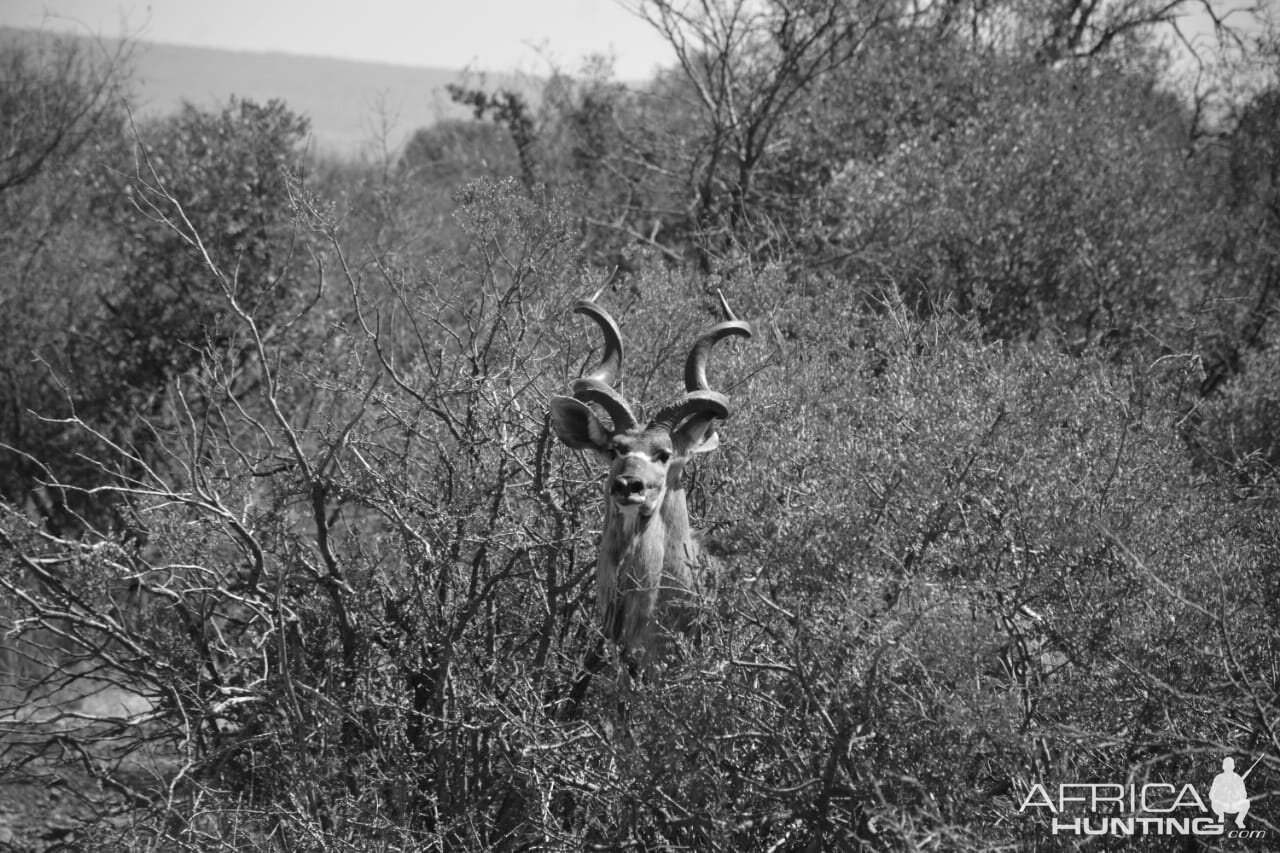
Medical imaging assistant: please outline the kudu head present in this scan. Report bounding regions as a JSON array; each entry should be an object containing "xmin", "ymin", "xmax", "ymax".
[{"xmin": 550, "ymin": 292, "xmax": 751, "ymax": 658}]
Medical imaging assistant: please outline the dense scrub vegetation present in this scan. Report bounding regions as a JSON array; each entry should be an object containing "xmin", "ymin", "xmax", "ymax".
[{"xmin": 2, "ymin": 1, "xmax": 1279, "ymax": 849}]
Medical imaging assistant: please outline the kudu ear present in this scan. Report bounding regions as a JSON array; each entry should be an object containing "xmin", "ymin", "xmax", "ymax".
[
  {"xmin": 549, "ymin": 396, "xmax": 612, "ymax": 456},
  {"xmin": 672, "ymin": 413, "xmax": 721, "ymax": 458}
]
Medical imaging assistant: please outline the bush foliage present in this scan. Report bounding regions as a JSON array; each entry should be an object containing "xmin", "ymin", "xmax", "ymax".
[{"xmin": 2, "ymin": 5, "xmax": 1279, "ymax": 851}]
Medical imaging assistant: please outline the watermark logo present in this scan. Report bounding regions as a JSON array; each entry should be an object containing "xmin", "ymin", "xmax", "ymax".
[{"xmin": 1019, "ymin": 754, "xmax": 1267, "ymax": 839}]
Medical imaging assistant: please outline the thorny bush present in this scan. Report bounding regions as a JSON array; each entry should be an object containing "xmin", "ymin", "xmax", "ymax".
[{"xmin": 1, "ymin": 176, "xmax": 1277, "ymax": 851}]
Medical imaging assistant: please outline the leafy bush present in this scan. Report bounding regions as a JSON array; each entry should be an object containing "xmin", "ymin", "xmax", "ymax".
[
  {"xmin": 103, "ymin": 98, "xmax": 312, "ymax": 393},
  {"xmin": 826, "ymin": 56, "xmax": 1213, "ymax": 350}
]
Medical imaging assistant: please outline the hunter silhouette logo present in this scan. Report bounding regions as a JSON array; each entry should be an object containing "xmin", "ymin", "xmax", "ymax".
[{"xmin": 1210, "ymin": 755, "xmax": 1260, "ymax": 828}]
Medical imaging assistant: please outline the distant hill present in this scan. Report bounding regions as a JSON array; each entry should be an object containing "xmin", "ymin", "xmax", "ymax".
[{"xmin": 1, "ymin": 27, "xmax": 525, "ymax": 159}]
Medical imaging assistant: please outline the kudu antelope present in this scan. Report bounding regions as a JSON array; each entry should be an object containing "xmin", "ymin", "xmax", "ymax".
[{"xmin": 550, "ymin": 293, "xmax": 751, "ymax": 661}]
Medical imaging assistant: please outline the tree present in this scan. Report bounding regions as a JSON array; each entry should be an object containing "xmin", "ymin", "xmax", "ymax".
[
  {"xmin": 1188, "ymin": 72, "xmax": 1280, "ymax": 481},
  {"xmin": 630, "ymin": 0, "xmax": 898, "ymax": 268},
  {"xmin": 827, "ymin": 54, "xmax": 1215, "ymax": 348},
  {"xmin": 1, "ymin": 93, "xmax": 312, "ymax": 533},
  {"xmin": 104, "ymin": 98, "xmax": 312, "ymax": 393},
  {"xmin": 0, "ymin": 32, "xmax": 132, "ymax": 525},
  {"xmin": 0, "ymin": 31, "xmax": 129, "ymax": 196},
  {"xmin": 401, "ymin": 117, "xmax": 518, "ymax": 183}
]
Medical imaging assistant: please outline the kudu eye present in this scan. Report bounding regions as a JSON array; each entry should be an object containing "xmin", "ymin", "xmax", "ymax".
[{"xmin": 653, "ymin": 449, "xmax": 671, "ymax": 464}]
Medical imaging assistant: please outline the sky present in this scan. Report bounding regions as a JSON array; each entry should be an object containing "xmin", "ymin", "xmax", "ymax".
[{"xmin": 0, "ymin": 0, "xmax": 678, "ymax": 79}]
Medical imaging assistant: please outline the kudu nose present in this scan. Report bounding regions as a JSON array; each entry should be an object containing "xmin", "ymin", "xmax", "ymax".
[{"xmin": 611, "ymin": 475, "xmax": 644, "ymax": 498}]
